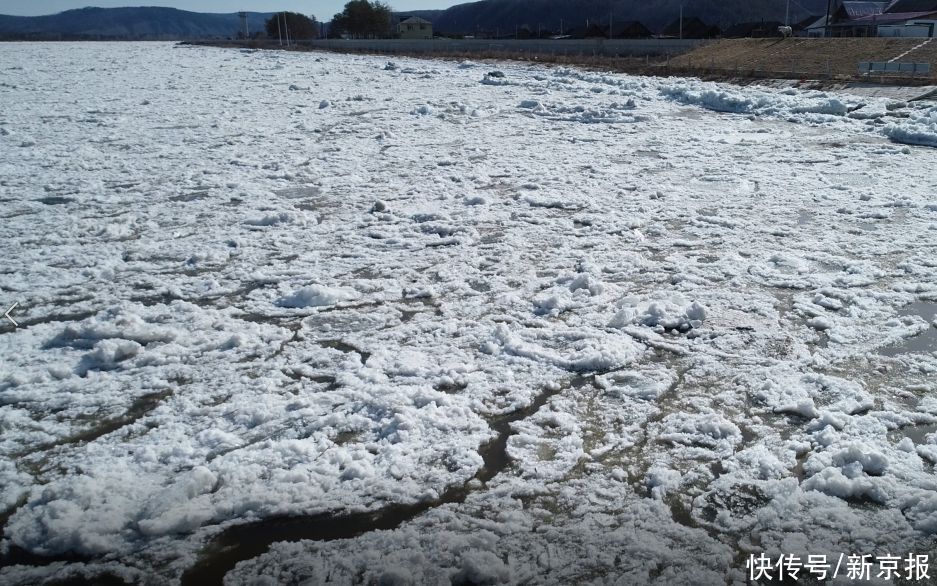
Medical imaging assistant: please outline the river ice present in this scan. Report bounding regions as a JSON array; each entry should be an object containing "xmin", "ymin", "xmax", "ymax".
[{"xmin": 1, "ymin": 42, "xmax": 937, "ymax": 585}]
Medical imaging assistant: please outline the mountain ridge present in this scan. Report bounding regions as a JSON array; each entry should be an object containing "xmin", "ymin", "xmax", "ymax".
[
  {"xmin": 0, "ymin": 7, "xmax": 276, "ymax": 40},
  {"xmin": 425, "ymin": 0, "xmax": 829, "ymax": 34},
  {"xmin": 0, "ymin": 2, "xmax": 831, "ymax": 40}
]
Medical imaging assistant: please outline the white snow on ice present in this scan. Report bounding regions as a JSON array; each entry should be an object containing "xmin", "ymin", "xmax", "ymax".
[{"xmin": 1, "ymin": 42, "xmax": 937, "ymax": 585}]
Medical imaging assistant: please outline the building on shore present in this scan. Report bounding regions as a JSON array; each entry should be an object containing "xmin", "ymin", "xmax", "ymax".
[
  {"xmin": 802, "ymin": 15, "xmax": 832, "ymax": 36},
  {"xmin": 827, "ymin": 1, "xmax": 890, "ymax": 36},
  {"xmin": 825, "ymin": 0, "xmax": 937, "ymax": 36},
  {"xmin": 397, "ymin": 16, "xmax": 433, "ymax": 39}
]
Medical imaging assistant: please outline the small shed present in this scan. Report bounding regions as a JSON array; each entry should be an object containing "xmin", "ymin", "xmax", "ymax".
[
  {"xmin": 802, "ymin": 15, "xmax": 831, "ymax": 36},
  {"xmin": 791, "ymin": 14, "xmax": 824, "ymax": 35}
]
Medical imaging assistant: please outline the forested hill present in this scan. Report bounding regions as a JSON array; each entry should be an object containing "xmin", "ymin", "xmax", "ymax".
[
  {"xmin": 427, "ymin": 0, "xmax": 828, "ymax": 34},
  {"xmin": 0, "ymin": 1, "xmax": 831, "ymax": 40},
  {"xmin": 395, "ymin": 9, "xmax": 446, "ymax": 22},
  {"xmin": 0, "ymin": 7, "xmax": 274, "ymax": 40}
]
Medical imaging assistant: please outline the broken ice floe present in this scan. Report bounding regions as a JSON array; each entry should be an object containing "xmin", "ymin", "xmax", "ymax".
[
  {"xmin": 884, "ymin": 106, "xmax": 937, "ymax": 148},
  {"xmin": 518, "ymin": 98, "xmax": 643, "ymax": 124},
  {"xmin": 610, "ymin": 299, "xmax": 707, "ymax": 333},
  {"xmin": 277, "ymin": 285, "xmax": 360, "ymax": 308}
]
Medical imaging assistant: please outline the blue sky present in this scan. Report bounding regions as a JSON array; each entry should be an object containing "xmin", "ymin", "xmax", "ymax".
[{"xmin": 0, "ymin": 1, "xmax": 456, "ymax": 21}]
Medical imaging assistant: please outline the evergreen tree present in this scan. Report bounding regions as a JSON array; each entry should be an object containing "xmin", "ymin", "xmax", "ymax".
[
  {"xmin": 330, "ymin": 1, "xmax": 393, "ymax": 38},
  {"xmin": 265, "ymin": 12, "xmax": 319, "ymax": 40}
]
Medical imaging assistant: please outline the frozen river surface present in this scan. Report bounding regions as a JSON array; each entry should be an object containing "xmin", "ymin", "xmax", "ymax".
[{"xmin": 1, "ymin": 42, "xmax": 937, "ymax": 585}]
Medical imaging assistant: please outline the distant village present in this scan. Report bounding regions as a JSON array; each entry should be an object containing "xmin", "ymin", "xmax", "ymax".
[
  {"xmin": 3, "ymin": 1, "xmax": 937, "ymax": 43},
  {"xmin": 338, "ymin": 0, "xmax": 937, "ymax": 41}
]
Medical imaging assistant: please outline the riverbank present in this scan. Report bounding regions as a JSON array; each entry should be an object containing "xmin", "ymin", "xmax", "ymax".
[{"xmin": 186, "ymin": 37, "xmax": 937, "ymax": 98}]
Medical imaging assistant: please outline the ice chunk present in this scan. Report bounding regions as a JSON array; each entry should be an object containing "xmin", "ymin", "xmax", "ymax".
[
  {"xmin": 806, "ymin": 316, "xmax": 832, "ymax": 331},
  {"xmin": 137, "ymin": 466, "xmax": 218, "ymax": 536},
  {"xmin": 645, "ymin": 466, "xmax": 681, "ymax": 499},
  {"xmin": 568, "ymin": 273, "xmax": 604, "ymax": 296},
  {"xmin": 243, "ymin": 211, "xmax": 298, "ymax": 227},
  {"xmin": 801, "ymin": 467, "xmax": 885, "ymax": 502},
  {"xmin": 196, "ymin": 428, "xmax": 242, "ymax": 450},
  {"xmin": 491, "ymin": 324, "xmax": 638, "ymax": 372},
  {"xmin": 658, "ymin": 413, "xmax": 742, "ymax": 454},
  {"xmin": 452, "ymin": 551, "xmax": 511, "ymax": 585},
  {"xmin": 533, "ymin": 294, "xmax": 565, "ymax": 315},
  {"xmin": 49, "ymin": 310, "xmax": 178, "ymax": 349},
  {"xmin": 777, "ymin": 398, "xmax": 819, "ymax": 419},
  {"xmin": 813, "ymin": 294, "xmax": 843, "ymax": 311},
  {"xmin": 661, "ymin": 81, "xmax": 858, "ymax": 121},
  {"xmin": 831, "ymin": 445, "xmax": 888, "ymax": 477},
  {"xmin": 480, "ymin": 72, "xmax": 512, "ymax": 86},
  {"xmin": 277, "ymin": 285, "xmax": 360, "ymax": 308},
  {"xmin": 884, "ymin": 107, "xmax": 937, "ymax": 148},
  {"xmin": 376, "ymin": 568, "xmax": 413, "ymax": 586},
  {"xmin": 0, "ymin": 460, "xmax": 31, "ymax": 510},
  {"xmin": 792, "ymin": 98, "xmax": 848, "ymax": 116},
  {"xmin": 85, "ymin": 339, "xmax": 142, "ymax": 368},
  {"xmin": 7, "ymin": 470, "xmax": 142, "ymax": 555},
  {"xmin": 609, "ymin": 298, "xmax": 705, "ymax": 332},
  {"xmin": 685, "ymin": 301, "xmax": 707, "ymax": 323},
  {"xmin": 661, "ymin": 85, "xmax": 757, "ymax": 113}
]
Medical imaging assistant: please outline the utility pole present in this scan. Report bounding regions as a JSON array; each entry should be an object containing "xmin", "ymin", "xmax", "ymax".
[
  {"xmin": 277, "ymin": 12, "xmax": 283, "ymax": 45},
  {"xmin": 238, "ymin": 11, "xmax": 248, "ymax": 39},
  {"xmin": 785, "ymin": 0, "xmax": 790, "ymax": 26},
  {"xmin": 825, "ymin": 0, "xmax": 833, "ymax": 37},
  {"xmin": 679, "ymin": 4, "xmax": 683, "ymax": 39}
]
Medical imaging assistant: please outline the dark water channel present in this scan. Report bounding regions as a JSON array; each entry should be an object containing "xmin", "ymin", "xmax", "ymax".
[
  {"xmin": 880, "ymin": 302, "xmax": 937, "ymax": 357},
  {"xmin": 180, "ymin": 383, "xmax": 565, "ymax": 585}
]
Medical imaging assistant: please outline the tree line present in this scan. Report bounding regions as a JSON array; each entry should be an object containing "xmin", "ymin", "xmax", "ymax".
[
  {"xmin": 330, "ymin": 0, "xmax": 393, "ymax": 38},
  {"xmin": 263, "ymin": 1, "xmax": 395, "ymax": 41},
  {"xmin": 264, "ymin": 12, "xmax": 319, "ymax": 40}
]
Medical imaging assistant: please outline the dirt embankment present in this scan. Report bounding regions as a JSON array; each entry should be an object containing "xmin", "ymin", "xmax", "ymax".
[
  {"xmin": 189, "ymin": 38, "xmax": 937, "ymax": 87},
  {"xmin": 672, "ymin": 37, "xmax": 936, "ymax": 82}
]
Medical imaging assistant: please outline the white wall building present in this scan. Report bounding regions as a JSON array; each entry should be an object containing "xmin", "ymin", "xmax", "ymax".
[{"xmin": 877, "ymin": 18, "xmax": 937, "ymax": 35}]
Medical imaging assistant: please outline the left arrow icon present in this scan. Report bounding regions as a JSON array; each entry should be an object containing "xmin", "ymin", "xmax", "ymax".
[{"xmin": 5, "ymin": 303, "xmax": 19, "ymax": 327}]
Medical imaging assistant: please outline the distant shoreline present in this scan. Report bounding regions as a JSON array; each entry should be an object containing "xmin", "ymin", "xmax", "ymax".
[
  {"xmin": 0, "ymin": 37, "xmax": 229, "ymax": 42},
  {"xmin": 184, "ymin": 38, "xmax": 937, "ymax": 94}
]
